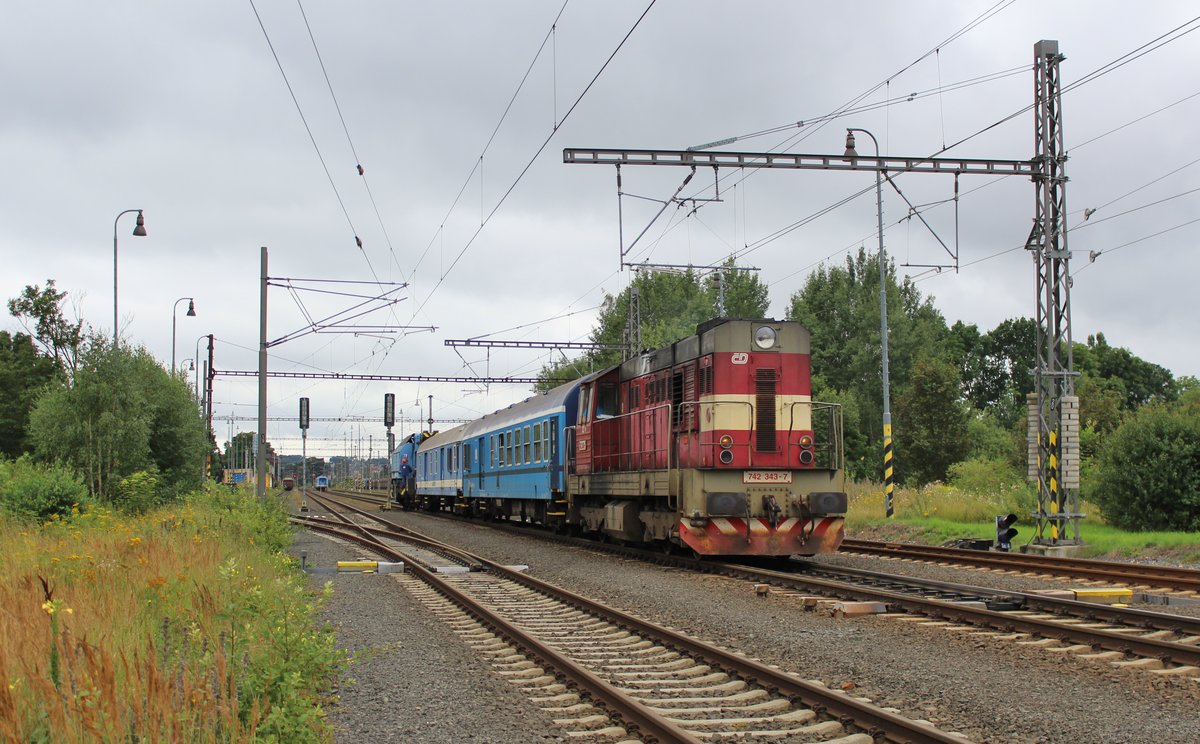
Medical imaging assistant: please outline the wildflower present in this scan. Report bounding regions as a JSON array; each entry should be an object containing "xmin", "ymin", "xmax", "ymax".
[{"xmin": 128, "ymin": 537, "xmax": 143, "ymax": 547}]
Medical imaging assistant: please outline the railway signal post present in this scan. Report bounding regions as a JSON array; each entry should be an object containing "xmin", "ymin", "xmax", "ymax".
[{"xmin": 299, "ymin": 397, "xmax": 310, "ymax": 512}]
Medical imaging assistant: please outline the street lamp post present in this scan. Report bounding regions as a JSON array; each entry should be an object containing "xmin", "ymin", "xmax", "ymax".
[
  {"xmin": 180, "ymin": 358, "xmax": 194, "ymax": 374},
  {"xmin": 844, "ymin": 128, "xmax": 895, "ymax": 518},
  {"xmin": 171, "ymin": 297, "xmax": 196, "ymax": 371},
  {"xmin": 113, "ymin": 209, "xmax": 147, "ymax": 346}
]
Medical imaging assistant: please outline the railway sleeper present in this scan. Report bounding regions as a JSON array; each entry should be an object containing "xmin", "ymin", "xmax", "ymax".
[
  {"xmin": 640, "ymin": 689, "xmax": 770, "ymax": 707},
  {"xmin": 648, "ymin": 697, "xmax": 792, "ymax": 717},
  {"xmin": 609, "ymin": 664, "xmax": 713, "ymax": 680}
]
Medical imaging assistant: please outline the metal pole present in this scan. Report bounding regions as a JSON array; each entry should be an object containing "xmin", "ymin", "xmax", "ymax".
[
  {"xmin": 847, "ymin": 128, "xmax": 894, "ymax": 518},
  {"xmin": 256, "ymin": 246, "xmax": 268, "ymax": 500}
]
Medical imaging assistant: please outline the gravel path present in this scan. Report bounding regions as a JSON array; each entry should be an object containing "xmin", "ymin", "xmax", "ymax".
[
  {"xmin": 290, "ymin": 529, "xmax": 568, "ymax": 743},
  {"xmin": 292, "ymin": 511, "xmax": 1200, "ymax": 743}
]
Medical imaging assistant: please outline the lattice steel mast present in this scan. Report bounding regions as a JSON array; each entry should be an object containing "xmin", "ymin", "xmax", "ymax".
[{"xmin": 1025, "ymin": 40, "xmax": 1081, "ymax": 546}]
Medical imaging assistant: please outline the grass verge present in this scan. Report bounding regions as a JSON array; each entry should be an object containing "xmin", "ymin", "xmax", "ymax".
[
  {"xmin": 845, "ymin": 480, "xmax": 1200, "ymax": 564},
  {"xmin": 0, "ymin": 483, "xmax": 344, "ymax": 743}
]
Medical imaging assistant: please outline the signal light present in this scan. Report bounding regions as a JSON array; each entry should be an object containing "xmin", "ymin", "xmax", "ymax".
[
  {"xmin": 799, "ymin": 450, "xmax": 814, "ymax": 465},
  {"xmin": 995, "ymin": 514, "xmax": 1018, "ymax": 551},
  {"xmin": 719, "ymin": 449, "xmax": 734, "ymax": 464},
  {"xmin": 799, "ymin": 434, "xmax": 814, "ymax": 447},
  {"xmin": 719, "ymin": 434, "xmax": 733, "ymax": 449}
]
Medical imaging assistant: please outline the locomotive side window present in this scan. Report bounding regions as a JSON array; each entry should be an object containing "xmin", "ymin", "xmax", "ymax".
[
  {"xmin": 596, "ymin": 382, "xmax": 618, "ymax": 418},
  {"xmin": 671, "ymin": 371, "xmax": 684, "ymax": 428}
]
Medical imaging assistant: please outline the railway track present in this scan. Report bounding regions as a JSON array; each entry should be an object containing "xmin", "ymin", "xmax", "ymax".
[
  {"xmin": 314, "ymin": 489, "xmax": 1200, "ymax": 682},
  {"xmin": 838, "ymin": 538, "xmax": 1200, "ymax": 594},
  {"xmin": 297, "ymin": 492, "xmax": 971, "ymax": 743}
]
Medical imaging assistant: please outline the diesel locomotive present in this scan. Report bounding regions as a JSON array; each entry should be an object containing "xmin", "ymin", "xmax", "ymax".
[{"xmin": 389, "ymin": 318, "xmax": 847, "ymax": 556}]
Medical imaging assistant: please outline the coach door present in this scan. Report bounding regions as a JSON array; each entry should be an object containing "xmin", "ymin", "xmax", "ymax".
[{"xmin": 476, "ymin": 437, "xmax": 485, "ymax": 490}]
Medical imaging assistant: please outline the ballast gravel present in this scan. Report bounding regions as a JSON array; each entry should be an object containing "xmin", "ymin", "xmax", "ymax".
[{"xmin": 292, "ymin": 513, "xmax": 1200, "ymax": 744}]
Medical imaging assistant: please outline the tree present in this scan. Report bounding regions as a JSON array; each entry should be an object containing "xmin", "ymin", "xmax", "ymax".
[
  {"xmin": 7, "ymin": 280, "xmax": 85, "ymax": 381},
  {"xmin": 223, "ymin": 432, "xmax": 276, "ymax": 475},
  {"xmin": 537, "ymin": 264, "xmax": 770, "ymax": 390},
  {"xmin": 27, "ymin": 336, "xmax": 209, "ymax": 503},
  {"xmin": 0, "ymin": 331, "xmax": 60, "ymax": 458},
  {"xmin": 1074, "ymin": 333, "xmax": 1175, "ymax": 410},
  {"xmin": 1090, "ymin": 400, "xmax": 1200, "ymax": 532},
  {"xmin": 893, "ymin": 356, "xmax": 972, "ymax": 485},
  {"xmin": 787, "ymin": 247, "xmax": 949, "ymax": 476}
]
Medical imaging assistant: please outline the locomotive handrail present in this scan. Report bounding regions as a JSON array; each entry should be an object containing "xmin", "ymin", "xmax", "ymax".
[
  {"xmin": 588, "ymin": 402, "xmax": 672, "ymax": 472},
  {"xmin": 788, "ymin": 400, "xmax": 845, "ymax": 470}
]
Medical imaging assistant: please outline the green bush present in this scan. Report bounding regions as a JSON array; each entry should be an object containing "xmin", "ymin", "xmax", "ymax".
[
  {"xmin": 115, "ymin": 469, "xmax": 161, "ymax": 514},
  {"xmin": 1091, "ymin": 404, "xmax": 1200, "ymax": 531},
  {"xmin": 0, "ymin": 456, "xmax": 90, "ymax": 521}
]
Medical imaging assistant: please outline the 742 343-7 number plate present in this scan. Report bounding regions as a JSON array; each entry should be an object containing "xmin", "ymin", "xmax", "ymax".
[{"xmin": 742, "ymin": 470, "xmax": 793, "ymax": 484}]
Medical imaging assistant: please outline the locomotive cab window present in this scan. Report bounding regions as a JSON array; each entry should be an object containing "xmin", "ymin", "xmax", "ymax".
[{"xmin": 579, "ymin": 386, "xmax": 592, "ymax": 423}]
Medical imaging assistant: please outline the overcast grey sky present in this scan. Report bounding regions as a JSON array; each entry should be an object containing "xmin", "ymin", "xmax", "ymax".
[{"xmin": 3, "ymin": 2, "xmax": 1198, "ymax": 458}]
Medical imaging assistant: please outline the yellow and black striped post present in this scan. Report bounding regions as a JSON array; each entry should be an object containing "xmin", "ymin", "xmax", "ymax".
[
  {"xmin": 1047, "ymin": 429, "xmax": 1059, "ymax": 541},
  {"xmin": 883, "ymin": 423, "xmax": 894, "ymax": 518}
]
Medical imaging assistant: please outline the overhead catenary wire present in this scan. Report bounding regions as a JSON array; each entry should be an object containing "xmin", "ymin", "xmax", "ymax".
[
  {"xmin": 294, "ymin": 0, "xmax": 405, "ymax": 286},
  {"xmin": 408, "ymin": 0, "xmax": 659, "ymax": 322},
  {"xmin": 411, "ymin": 0, "xmax": 573, "ymax": 280},
  {"xmin": 735, "ymin": 14, "xmax": 1200, "ymax": 274},
  {"xmin": 248, "ymin": 0, "xmax": 360, "ymax": 246}
]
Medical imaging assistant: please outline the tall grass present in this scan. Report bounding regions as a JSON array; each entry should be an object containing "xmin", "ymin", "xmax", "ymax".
[{"xmin": 0, "ymin": 484, "xmax": 342, "ymax": 743}]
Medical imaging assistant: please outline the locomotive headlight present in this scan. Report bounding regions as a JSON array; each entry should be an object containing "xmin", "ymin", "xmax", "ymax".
[
  {"xmin": 719, "ymin": 434, "xmax": 734, "ymax": 449},
  {"xmin": 753, "ymin": 326, "xmax": 777, "ymax": 349},
  {"xmin": 799, "ymin": 434, "xmax": 814, "ymax": 447}
]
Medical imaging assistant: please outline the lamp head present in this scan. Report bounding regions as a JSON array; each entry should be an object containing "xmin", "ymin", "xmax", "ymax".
[
  {"xmin": 133, "ymin": 210, "xmax": 147, "ymax": 237},
  {"xmin": 186, "ymin": 299, "xmax": 196, "ymax": 317},
  {"xmin": 843, "ymin": 130, "xmax": 858, "ymax": 159},
  {"xmin": 188, "ymin": 359, "xmax": 195, "ymax": 371}
]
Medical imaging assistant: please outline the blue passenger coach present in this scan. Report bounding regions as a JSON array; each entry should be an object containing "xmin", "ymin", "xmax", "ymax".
[{"xmin": 412, "ymin": 380, "xmax": 580, "ymax": 520}]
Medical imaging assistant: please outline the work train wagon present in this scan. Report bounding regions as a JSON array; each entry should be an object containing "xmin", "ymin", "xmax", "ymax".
[{"xmin": 392, "ymin": 318, "xmax": 848, "ymax": 557}]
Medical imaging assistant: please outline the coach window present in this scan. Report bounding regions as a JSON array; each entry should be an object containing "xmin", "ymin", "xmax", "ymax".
[
  {"xmin": 490, "ymin": 435, "xmax": 495, "ymax": 468},
  {"xmin": 523, "ymin": 425, "xmax": 531, "ymax": 463},
  {"xmin": 533, "ymin": 422, "xmax": 542, "ymax": 462},
  {"xmin": 506, "ymin": 430, "xmax": 514, "ymax": 466},
  {"xmin": 498, "ymin": 433, "xmax": 505, "ymax": 467},
  {"xmin": 543, "ymin": 420, "xmax": 550, "ymax": 460},
  {"xmin": 514, "ymin": 428, "xmax": 522, "ymax": 464}
]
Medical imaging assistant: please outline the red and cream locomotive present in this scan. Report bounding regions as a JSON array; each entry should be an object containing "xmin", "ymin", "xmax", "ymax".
[{"xmin": 568, "ymin": 317, "xmax": 847, "ymax": 556}]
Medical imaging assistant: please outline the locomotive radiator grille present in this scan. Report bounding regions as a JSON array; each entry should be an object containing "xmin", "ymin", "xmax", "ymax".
[{"xmin": 755, "ymin": 368, "xmax": 777, "ymax": 451}]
